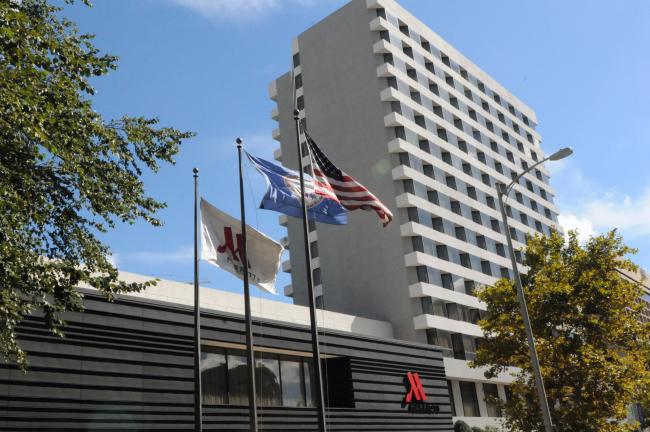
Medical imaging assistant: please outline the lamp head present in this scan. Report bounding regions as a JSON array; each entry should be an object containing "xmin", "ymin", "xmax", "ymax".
[{"xmin": 549, "ymin": 147, "xmax": 573, "ymax": 161}]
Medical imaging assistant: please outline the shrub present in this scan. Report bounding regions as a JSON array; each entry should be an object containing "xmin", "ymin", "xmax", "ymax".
[{"xmin": 454, "ymin": 420, "xmax": 473, "ymax": 432}]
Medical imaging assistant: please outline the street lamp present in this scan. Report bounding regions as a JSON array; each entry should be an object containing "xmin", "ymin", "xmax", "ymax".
[{"xmin": 496, "ymin": 147, "xmax": 573, "ymax": 432}]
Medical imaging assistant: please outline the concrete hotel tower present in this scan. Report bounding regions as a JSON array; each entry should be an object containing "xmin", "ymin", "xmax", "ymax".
[{"xmin": 269, "ymin": 0, "xmax": 560, "ymax": 428}]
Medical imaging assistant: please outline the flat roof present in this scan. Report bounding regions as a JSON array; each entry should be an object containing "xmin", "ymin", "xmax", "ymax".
[{"xmin": 82, "ymin": 270, "xmax": 395, "ymax": 340}]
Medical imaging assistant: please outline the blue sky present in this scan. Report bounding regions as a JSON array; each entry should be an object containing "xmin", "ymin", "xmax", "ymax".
[{"xmin": 64, "ymin": 0, "xmax": 650, "ymax": 301}]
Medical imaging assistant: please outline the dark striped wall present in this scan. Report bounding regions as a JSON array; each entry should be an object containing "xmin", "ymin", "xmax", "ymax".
[{"xmin": 1, "ymin": 290, "xmax": 454, "ymax": 431}]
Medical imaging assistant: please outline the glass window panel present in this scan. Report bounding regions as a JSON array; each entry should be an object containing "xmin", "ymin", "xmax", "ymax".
[
  {"xmin": 459, "ymin": 381, "xmax": 480, "ymax": 416},
  {"xmin": 256, "ymin": 354, "xmax": 282, "ymax": 406},
  {"xmin": 228, "ymin": 351, "xmax": 249, "ymax": 405},
  {"xmin": 483, "ymin": 383, "xmax": 502, "ymax": 417},
  {"xmin": 303, "ymin": 359, "xmax": 316, "ymax": 407},
  {"xmin": 201, "ymin": 349, "xmax": 228, "ymax": 405},
  {"xmin": 281, "ymin": 358, "xmax": 305, "ymax": 407}
]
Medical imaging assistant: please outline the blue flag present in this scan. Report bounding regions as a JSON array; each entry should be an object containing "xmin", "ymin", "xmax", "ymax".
[{"xmin": 246, "ymin": 152, "xmax": 348, "ymax": 225}]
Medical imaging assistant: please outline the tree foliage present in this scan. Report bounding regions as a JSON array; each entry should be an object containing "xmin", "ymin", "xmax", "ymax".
[
  {"xmin": 474, "ymin": 230, "xmax": 650, "ymax": 432},
  {"xmin": 0, "ymin": 0, "xmax": 193, "ymax": 368}
]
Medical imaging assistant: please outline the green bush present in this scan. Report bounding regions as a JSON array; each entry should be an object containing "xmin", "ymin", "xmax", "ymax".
[
  {"xmin": 471, "ymin": 427, "xmax": 485, "ymax": 432},
  {"xmin": 454, "ymin": 420, "xmax": 473, "ymax": 432}
]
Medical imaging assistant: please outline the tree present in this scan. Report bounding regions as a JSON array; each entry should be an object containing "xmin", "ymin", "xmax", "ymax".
[
  {"xmin": 473, "ymin": 230, "xmax": 650, "ymax": 432},
  {"xmin": 0, "ymin": 0, "xmax": 193, "ymax": 368}
]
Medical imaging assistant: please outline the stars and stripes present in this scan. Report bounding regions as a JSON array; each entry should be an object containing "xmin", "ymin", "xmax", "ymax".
[{"xmin": 305, "ymin": 132, "xmax": 393, "ymax": 227}]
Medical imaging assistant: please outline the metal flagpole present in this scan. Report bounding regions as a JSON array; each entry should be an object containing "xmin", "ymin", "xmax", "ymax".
[
  {"xmin": 293, "ymin": 109, "xmax": 327, "ymax": 432},
  {"xmin": 192, "ymin": 167, "xmax": 203, "ymax": 432},
  {"xmin": 236, "ymin": 138, "xmax": 259, "ymax": 432}
]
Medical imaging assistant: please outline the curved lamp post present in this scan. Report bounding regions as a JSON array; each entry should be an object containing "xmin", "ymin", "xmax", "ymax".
[{"xmin": 496, "ymin": 147, "xmax": 573, "ymax": 432}]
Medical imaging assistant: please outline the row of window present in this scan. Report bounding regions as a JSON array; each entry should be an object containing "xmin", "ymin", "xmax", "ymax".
[
  {"xmin": 394, "ymin": 117, "xmax": 554, "ymax": 208},
  {"xmin": 421, "ymin": 296, "xmax": 486, "ymax": 326},
  {"xmin": 448, "ymin": 379, "xmax": 504, "ymax": 418},
  {"xmin": 386, "ymin": 70, "xmax": 540, "ymax": 170},
  {"xmin": 201, "ymin": 348, "xmax": 316, "ymax": 407},
  {"xmin": 402, "ymin": 179, "xmax": 534, "ymax": 248},
  {"xmin": 375, "ymin": 7, "xmax": 537, "ymax": 139},
  {"xmin": 400, "ymin": 151, "xmax": 555, "ymax": 233}
]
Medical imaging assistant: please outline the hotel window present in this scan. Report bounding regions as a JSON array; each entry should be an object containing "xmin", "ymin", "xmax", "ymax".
[
  {"xmin": 418, "ymin": 139, "xmax": 431, "ymax": 153},
  {"xmin": 449, "ymin": 96, "xmax": 459, "ymax": 108},
  {"xmin": 402, "ymin": 44, "xmax": 413, "ymax": 59},
  {"xmin": 308, "ymin": 220, "xmax": 316, "ymax": 232},
  {"xmin": 493, "ymin": 93, "xmax": 501, "ymax": 103},
  {"xmin": 527, "ymin": 132, "xmax": 534, "ymax": 144},
  {"xmin": 535, "ymin": 220, "xmax": 543, "ymax": 233},
  {"xmin": 498, "ymin": 112, "xmax": 505, "ymax": 123},
  {"xmin": 383, "ymin": 53, "xmax": 394, "ymax": 65},
  {"xmin": 496, "ymin": 243, "xmax": 505, "ymax": 257},
  {"xmin": 293, "ymin": 53, "xmax": 300, "ymax": 67},
  {"xmin": 477, "ymin": 151, "xmax": 486, "ymax": 164},
  {"xmin": 515, "ymin": 192, "xmax": 523, "ymax": 204},
  {"xmin": 455, "ymin": 226, "xmax": 467, "ymax": 241},
  {"xmin": 517, "ymin": 141, "xmax": 524, "ymax": 152},
  {"xmin": 544, "ymin": 208, "xmax": 552, "ymax": 219},
  {"xmin": 500, "ymin": 267, "xmax": 510, "ymax": 279},
  {"xmin": 483, "ymin": 383, "xmax": 502, "ymax": 417},
  {"xmin": 490, "ymin": 140, "xmax": 499, "ymax": 153},
  {"xmin": 407, "ymin": 68, "xmax": 417, "ymax": 80},
  {"xmin": 535, "ymin": 169, "xmax": 542, "ymax": 180},
  {"xmin": 429, "ymin": 81, "xmax": 439, "ymax": 95},
  {"xmin": 294, "ymin": 74, "xmax": 303, "ymax": 88},
  {"xmin": 513, "ymin": 123, "xmax": 520, "ymax": 133},
  {"xmin": 486, "ymin": 196, "xmax": 496, "ymax": 209},
  {"xmin": 531, "ymin": 150, "xmax": 538, "ymax": 162},
  {"xmin": 468, "ymin": 108, "xmax": 477, "ymax": 121},
  {"xmin": 421, "ymin": 296, "xmax": 433, "ymax": 314},
  {"xmin": 412, "ymin": 236, "xmax": 424, "ymax": 253},
  {"xmin": 423, "ymin": 164, "xmax": 434, "ymax": 179},
  {"xmin": 501, "ymin": 131, "xmax": 510, "ymax": 143},
  {"xmin": 458, "ymin": 140, "xmax": 468, "ymax": 153},
  {"xmin": 459, "ymin": 381, "xmax": 480, "ymax": 417},
  {"xmin": 509, "ymin": 227, "xmax": 517, "ymax": 242},
  {"xmin": 520, "ymin": 213, "xmax": 528, "ymax": 225},
  {"xmin": 486, "ymin": 121, "xmax": 494, "ymax": 132},
  {"xmin": 407, "ymin": 207, "xmax": 419, "ymax": 223},
  {"xmin": 526, "ymin": 180, "xmax": 534, "ymax": 192},
  {"xmin": 464, "ymin": 88, "xmax": 473, "ymax": 100},
  {"xmin": 540, "ymin": 189, "xmax": 548, "ymax": 200},
  {"xmin": 433, "ymin": 104, "xmax": 443, "ymax": 117},
  {"xmin": 416, "ymin": 266, "xmax": 429, "ymax": 283},
  {"xmin": 414, "ymin": 115, "xmax": 425, "ymax": 128},
  {"xmin": 481, "ymin": 173, "xmax": 491, "ymax": 187},
  {"xmin": 394, "ymin": 126, "xmax": 405, "ymax": 140},
  {"xmin": 399, "ymin": 21, "xmax": 409, "ymax": 35},
  {"xmin": 436, "ymin": 244, "xmax": 450, "ymax": 261},
  {"xmin": 441, "ymin": 273, "xmax": 454, "ymax": 290},
  {"xmin": 410, "ymin": 90, "xmax": 421, "ymax": 104},
  {"xmin": 446, "ymin": 175, "xmax": 457, "ymax": 190},
  {"xmin": 453, "ymin": 117, "xmax": 463, "ymax": 130},
  {"xmin": 437, "ymin": 128, "xmax": 448, "ymax": 141},
  {"xmin": 531, "ymin": 200, "xmax": 538, "ymax": 212},
  {"xmin": 481, "ymin": 260, "xmax": 492, "ymax": 276},
  {"xmin": 441, "ymin": 53, "xmax": 451, "ymax": 66},
  {"xmin": 376, "ymin": 8, "xmax": 386, "ymax": 19},
  {"xmin": 442, "ymin": 151, "xmax": 453, "ymax": 165},
  {"xmin": 508, "ymin": 103, "xmax": 515, "ymax": 115},
  {"xmin": 313, "ymin": 268, "xmax": 321, "ymax": 286},
  {"xmin": 521, "ymin": 160, "xmax": 528, "ymax": 170},
  {"xmin": 481, "ymin": 100, "xmax": 489, "ymax": 111},
  {"xmin": 391, "ymin": 101, "xmax": 402, "ymax": 115},
  {"xmin": 515, "ymin": 250, "xmax": 523, "ymax": 264},
  {"xmin": 523, "ymin": 115, "xmax": 530, "ymax": 126},
  {"xmin": 297, "ymin": 96, "xmax": 305, "ymax": 110},
  {"xmin": 466, "ymin": 186, "xmax": 477, "ymax": 200},
  {"xmin": 459, "ymin": 67, "xmax": 468, "ymax": 80},
  {"xmin": 379, "ymin": 30, "xmax": 389, "ymax": 42},
  {"xmin": 445, "ymin": 74, "xmax": 454, "ymax": 87},
  {"xmin": 477, "ymin": 81, "xmax": 486, "ymax": 93},
  {"xmin": 310, "ymin": 242, "xmax": 319, "ymax": 258},
  {"xmin": 386, "ymin": 76, "xmax": 397, "ymax": 89},
  {"xmin": 476, "ymin": 235, "xmax": 487, "ymax": 250},
  {"xmin": 471, "ymin": 210, "xmax": 482, "ymax": 225},
  {"xmin": 450, "ymin": 200, "xmax": 462, "ymax": 216},
  {"xmin": 432, "ymin": 216, "xmax": 444, "ymax": 232},
  {"xmin": 428, "ymin": 190, "xmax": 440, "ymax": 205},
  {"xmin": 495, "ymin": 162, "xmax": 503, "ymax": 174},
  {"xmin": 472, "ymin": 129, "xmax": 482, "ymax": 142},
  {"xmin": 202, "ymin": 348, "xmax": 317, "ymax": 408},
  {"xmin": 506, "ymin": 151, "xmax": 514, "ymax": 163},
  {"xmin": 420, "ymin": 38, "xmax": 430, "ymax": 51},
  {"xmin": 490, "ymin": 218, "xmax": 500, "ymax": 233},
  {"xmin": 398, "ymin": 152, "xmax": 410, "ymax": 167},
  {"xmin": 462, "ymin": 162, "xmax": 472, "ymax": 176},
  {"xmin": 425, "ymin": 61, "xmax": 435, "ymax": 73},
  {"xmin": 464, "ymin": 280, "xmax": 476, "ymax": 296}
]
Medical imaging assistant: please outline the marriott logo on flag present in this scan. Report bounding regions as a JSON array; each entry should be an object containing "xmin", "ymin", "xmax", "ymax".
[{"xmin": 200, "ymin": 199, "xmax": 283, "ymax": 294}]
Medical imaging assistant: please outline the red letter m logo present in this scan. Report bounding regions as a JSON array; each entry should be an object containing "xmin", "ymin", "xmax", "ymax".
[
  {"xmin": 404, "ymin": 372, "xmax": 427, "ymax": 403},
  {"xmin": 217, "ymin": 227, "xmax": 245, "ymax": 264}
]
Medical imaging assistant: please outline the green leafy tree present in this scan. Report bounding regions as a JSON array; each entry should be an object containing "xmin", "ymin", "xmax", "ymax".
[
  {"xmin": 0, "ymin": 0, "xmax": 193, "ymax": 368},
  {"xmin": 474, "ymin": 230, "xmax": 650, "ymax": 432}
]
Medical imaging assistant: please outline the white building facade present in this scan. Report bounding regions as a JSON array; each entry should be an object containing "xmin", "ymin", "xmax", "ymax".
[{"xmin": 270, "ymin": 0, "xmax": 560, "ymax": 428}]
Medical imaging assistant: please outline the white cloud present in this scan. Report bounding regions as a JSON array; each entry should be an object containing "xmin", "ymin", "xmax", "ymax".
[
  {"xmin": 558, "ymin": 189, "xmax": 650, "ymax": 242},
  {"xmin": 169, "ymin": 0, "xmax": 318, "ymax": 22},
  {"xmin": 558, "ymin": 213, "xmax": 597, "ymax": 244},
  {"xmin": 107, "ymin": 253, "xmax": 120, "ymax": 267},
  {"xmin": 582, "ymin": 189, "xmax": 650, "ymax": 236}
]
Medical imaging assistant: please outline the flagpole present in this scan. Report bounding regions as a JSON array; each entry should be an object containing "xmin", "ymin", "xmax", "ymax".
[
  {"xmin": 236, "ymin": 138, "xmax": 259, "ymax": 432},
  {"xmin": 193, "ymin": 167, "xmax": 203, "ymax": 432},
  {"xmin": 293, "ymin": 109, "xmax": 327, "ymax": 432}
]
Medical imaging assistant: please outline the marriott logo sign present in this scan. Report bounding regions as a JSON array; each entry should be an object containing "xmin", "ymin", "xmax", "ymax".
[{"xmin": 401, "ymin": 372, "xmax": 440, "ymax": 414}]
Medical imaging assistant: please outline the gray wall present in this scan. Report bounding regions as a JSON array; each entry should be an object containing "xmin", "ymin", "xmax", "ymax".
[{"xmin": 1, "ymin": 291, "xmax": 454, "ymax": 431}]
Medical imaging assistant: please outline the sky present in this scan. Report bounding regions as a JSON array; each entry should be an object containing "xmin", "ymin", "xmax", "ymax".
[{"xmin": 62, "ymin": 0, "xmax": 650, "ymax": 302}]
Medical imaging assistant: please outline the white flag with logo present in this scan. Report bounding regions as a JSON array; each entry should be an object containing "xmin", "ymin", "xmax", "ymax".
[{"xmin": 200, "ymin": 198, "xmax": 283, "ymax": 294}]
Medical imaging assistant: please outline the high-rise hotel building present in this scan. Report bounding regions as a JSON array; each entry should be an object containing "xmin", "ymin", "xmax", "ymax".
[{"xmin": 270, "ymin": 0, "xmax": 560, "ymax": 427}]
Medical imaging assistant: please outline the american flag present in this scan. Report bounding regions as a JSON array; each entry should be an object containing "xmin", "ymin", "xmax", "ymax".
[{"xmin": 305, "ymin": 132, "xmax": 393, "ymax": 227}]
